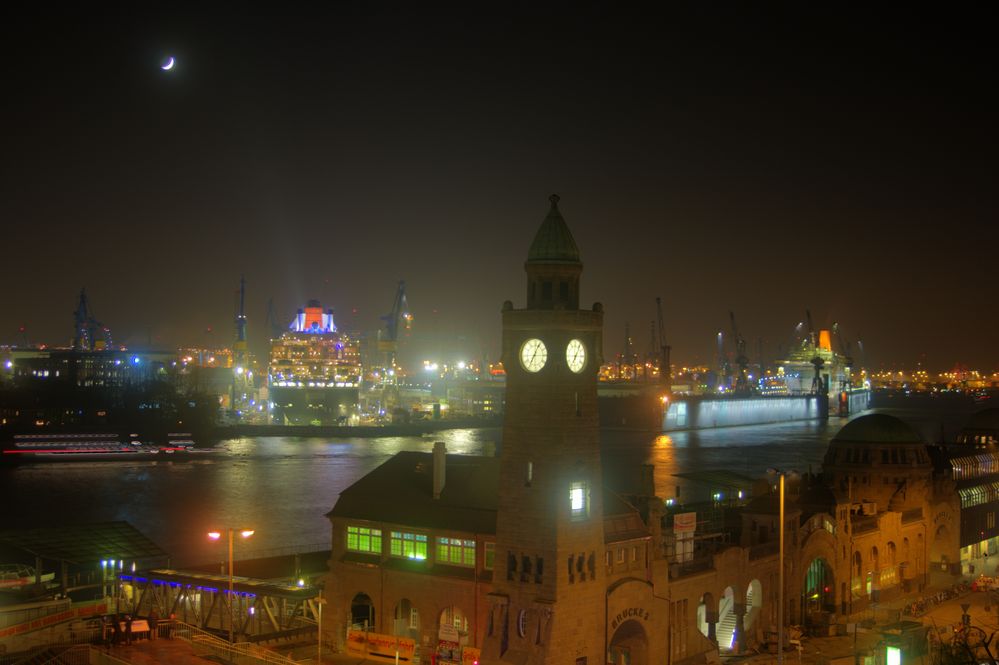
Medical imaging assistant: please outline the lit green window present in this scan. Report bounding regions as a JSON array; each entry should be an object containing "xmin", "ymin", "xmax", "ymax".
[
  {"xmin": 346, "ymin": 526, "xmax": 382, "ymax": 554},
  {"xmin": 390, "ymin": 532, "xmax": 428, "ymax": 560},
  {"xmin": 484, "ymin": 542, "xmax": 496, "ymax": 570},
  {"xmin": 436, "ymin": 537, "xmax": 476, "ymax": 567}
]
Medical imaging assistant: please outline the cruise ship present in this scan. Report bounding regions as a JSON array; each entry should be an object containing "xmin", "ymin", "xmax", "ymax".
[{"xmin": 267, "ymin": 301, "xmax": 361, "ymax": 425}]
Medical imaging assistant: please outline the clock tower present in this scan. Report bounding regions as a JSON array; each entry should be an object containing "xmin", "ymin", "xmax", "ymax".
[{"xmin": 483, "ymin": 195, "xmax": 606, "ymax": 664}]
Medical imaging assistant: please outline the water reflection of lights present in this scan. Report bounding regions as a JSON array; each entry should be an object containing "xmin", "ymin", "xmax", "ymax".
[{"xmin": 655, "ymin": 435, "xmax": 673, "ymax": 447}]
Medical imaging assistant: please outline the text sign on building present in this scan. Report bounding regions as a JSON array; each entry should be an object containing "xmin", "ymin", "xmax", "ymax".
[
  {"xmin": 439, "ymin": 623, "xmax": 460, "ymax": 642},
  {"xmin": 674, "ymin": 512, "xmax": 697, "ymax": 534}
]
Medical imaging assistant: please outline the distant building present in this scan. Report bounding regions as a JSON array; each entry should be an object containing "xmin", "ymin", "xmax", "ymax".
[{"xmin": 5, "ymin": 348, "xmax": 174, "ymax": 388}]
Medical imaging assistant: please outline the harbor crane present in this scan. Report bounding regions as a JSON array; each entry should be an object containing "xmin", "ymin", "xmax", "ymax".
[
  {"xmin": 72, "ymin": 289, "xmax": 113, "ymax": 351},
  {"xmin": 717, "ymin": 331, "xmax": 731, "ymax": 389},
  {"xmin": 729, "ymin": 311, "xmax": 751, "ymax": 394},
  {"xmin": 832, "ymin": 322, "xmax": 854, "ymax": 392},
  {"xmin": 656, "ymin": 297, "xmax": 671, "ymax": 395},
  {"xmin": 231, "ymin": 278, "xmax": 252, "ymax": 420},
  {"xmin": 265, "ymin": 298, "xmax": 286, "ymax": 340},
  {"xmin": 805, "ymin": 309, "xmax": 826, "ymax": 394},
  {"xmin": 623, "ymin": 322, "xmax": 630, "ymax": 373},
  {"xmin": 378, "ymin": 281, "xmax": 412, "ymax": 369}
]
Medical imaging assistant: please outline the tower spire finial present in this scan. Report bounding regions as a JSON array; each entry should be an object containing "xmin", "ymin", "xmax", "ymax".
[{"xmin": 549, "ymin": 193, "xmax": 560, "ymax": 207}]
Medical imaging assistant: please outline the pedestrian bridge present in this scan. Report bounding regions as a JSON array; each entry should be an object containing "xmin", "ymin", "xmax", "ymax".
[{"xmin": 119, "ymin": 569, "xmax": 321, "ymax": 643}]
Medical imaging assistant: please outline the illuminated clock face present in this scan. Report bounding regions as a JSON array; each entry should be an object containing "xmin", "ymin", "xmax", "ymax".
[
  {"xmin": 520, "ymin": 338, "xmax": 547, "ymax": 372},
  {"xmin": 566, "ymin": 339, "xmax": 586, "ymax": 373}
]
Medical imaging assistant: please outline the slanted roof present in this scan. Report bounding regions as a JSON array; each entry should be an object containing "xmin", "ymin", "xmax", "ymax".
[
  {"xmin": 328, "ymin": 451, "xmax": 652, "ymax": 542},
  {"xmin": 327, "ymin": 452, "xmax": 500, "ymax": 534},
  {"xmin": 603, "ymin": 491, "xmax": 648, "ymax": 543},
  {"xmin": 0, "ymin": 521, "xmax": 167, "ymax": 565},
  {"xmin": 126, "ymin": 569, "xmax": 317, "ymax": 600},
  {"xmin": 526, "ymin": 195, "xmax": 581, "ymax": 264}
]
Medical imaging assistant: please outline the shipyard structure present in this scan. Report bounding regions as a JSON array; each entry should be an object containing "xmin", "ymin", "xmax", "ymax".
[{"xmin": 267, "ymin": 301, "xmax": 362, "ymax": 426}]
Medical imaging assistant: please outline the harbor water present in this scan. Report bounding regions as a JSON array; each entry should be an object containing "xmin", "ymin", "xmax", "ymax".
[{"xmin": 0, "ymin": 417, "xmax": 863, "ymax": 567}]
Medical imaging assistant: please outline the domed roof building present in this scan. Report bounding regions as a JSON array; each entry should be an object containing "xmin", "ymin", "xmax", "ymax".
[
  {"xmin": 832, "ymin": 413, "xmax": 923, "ymax": 444},
  {"xmin": 822, "ymin": 414, "xmax": 934, "ymax": 511},
  {"xmin": 779, "ymin": 413, "xmax": 963, "ymax": 625}
]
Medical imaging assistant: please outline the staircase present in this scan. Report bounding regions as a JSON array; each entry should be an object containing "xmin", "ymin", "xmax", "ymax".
[{"xmin": 716, "ymin": 600, "xmax": 737, "ymax": 651}]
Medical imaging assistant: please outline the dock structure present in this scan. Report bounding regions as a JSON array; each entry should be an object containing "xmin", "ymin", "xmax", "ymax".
[{"xmin": 119, "ymin": 569, "xmax": 320, "ymax": 643}]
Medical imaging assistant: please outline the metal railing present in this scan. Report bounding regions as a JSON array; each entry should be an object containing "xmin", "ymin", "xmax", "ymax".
[
  {"xmin": 173, "ymin": 621, "xmax": 305, "ymax": 665},
  {"xmin": 669, "ymin": 556, "xmax": 715, "ymax": 579},
  {"xmin": 2, "ymin": 643, "xmax": 131, "ymax": 665}
]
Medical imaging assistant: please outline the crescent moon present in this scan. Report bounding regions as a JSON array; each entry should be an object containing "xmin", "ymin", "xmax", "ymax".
[{"xmin": 161, "ymin": 57, "xmax": 175, "ymax": 71}]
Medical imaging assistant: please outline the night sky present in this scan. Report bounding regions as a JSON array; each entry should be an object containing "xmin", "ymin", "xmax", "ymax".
[{"xmin": 3, "ymin": 4, "xmax": 995, "ymax": 371}]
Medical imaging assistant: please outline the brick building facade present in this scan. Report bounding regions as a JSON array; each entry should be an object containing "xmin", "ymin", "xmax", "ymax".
[{"xmin": 322, "ymin": 197, "xmax": 981, "ymax": 664}]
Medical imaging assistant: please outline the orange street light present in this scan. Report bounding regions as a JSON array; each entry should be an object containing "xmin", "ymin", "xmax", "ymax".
[{"xmin": 207, "ymin": 528, "xmax": 254, "ymax": 643}]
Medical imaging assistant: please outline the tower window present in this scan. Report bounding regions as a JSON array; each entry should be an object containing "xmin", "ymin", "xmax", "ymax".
[
  {"xmin": 559, "ymin": 281, "xmax": 568, "ymax": 300},
  {"xmin": 542, "ymin": 281, "xmax": 552, "ymax": 300},
  {"xmin": 570, "ymin": 481, "xmax": 589, "ymax": 520},
  {"xmin": 526, "ymin": 461, "xmax": 533, "ymax": 486}
]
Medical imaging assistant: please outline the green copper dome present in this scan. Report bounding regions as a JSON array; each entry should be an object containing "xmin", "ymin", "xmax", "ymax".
[
  {"xmin": 527, "ymin": 194, "xmax": 581, "ymax": 263},
  {"xmin": 833, "ymin": 414, "xmax": 923, "ymax": 444}
]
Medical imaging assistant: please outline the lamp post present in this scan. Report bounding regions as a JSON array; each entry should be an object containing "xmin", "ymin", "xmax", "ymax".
[
  {"xmin": 316, "ymin": 595, "xmax": 327, "ymax": 664},
  {"xmin": 208, "ymin": 528, "xmax": 254, "ymax": 643},
  {"xmin": 778, "ymin": 471, "xmax": 785, "ymax": 665},
  {"xmin": 767, "ymin": 469, "xmax": 787, "ymax": 665}
]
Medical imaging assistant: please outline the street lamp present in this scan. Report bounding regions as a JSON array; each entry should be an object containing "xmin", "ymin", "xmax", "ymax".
[
  {"xmin": 316, "ymin": 595, "xmax": 327, "ymax": 664},
  {"xmin": 208, "ymin": 528, "xmax": 255, "ymax": 643},
  {"xmin": 766, "ymin": 469, "xmax": 787, "ymax": 665}
]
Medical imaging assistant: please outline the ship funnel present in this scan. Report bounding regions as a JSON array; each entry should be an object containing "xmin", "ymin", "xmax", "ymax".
[{"xmin": 433, "ymin": 441, "xmax": 447, "ymax": 499}]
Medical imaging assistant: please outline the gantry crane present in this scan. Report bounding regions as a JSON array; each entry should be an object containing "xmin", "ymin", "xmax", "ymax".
[
  {"xmin": 73, "ymin": 289, "xmax": 113, "ymax": 351},
  {"xmin": 656, "ymin": 297, "xmax": 671, "ymax": 395},
  {"xmin": 805, "ymin": 309, "xmax": 826, "ymax": 394},
  {"xmin": 265, "ymin": 298, "xmax": 286, "ymax": 340},
  {"xmin": 832, "ymin": 322, "xmax": 854, "ymax": 393},
  {"xmin": 378, "ymin": 281, "xmax": 412, "ymax": 369},
  {"xmin": 729, "ymin": 311, "xmax": 750, "ymax": 394},
  {"xmin": 647, "ymin": 320, "xmax": 657, "ymax": 383}
]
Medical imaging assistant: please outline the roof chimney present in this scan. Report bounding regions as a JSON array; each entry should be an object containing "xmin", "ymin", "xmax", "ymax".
[
  {"xmin": 640, "ymin": 464, "xmax": 656, "ymax": 497},
  {"xmin": 433, "ymin": 441, "xmax": 447, "ymax": 499}
]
